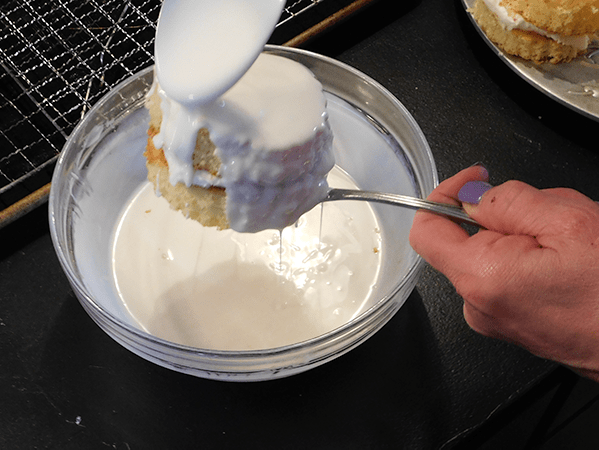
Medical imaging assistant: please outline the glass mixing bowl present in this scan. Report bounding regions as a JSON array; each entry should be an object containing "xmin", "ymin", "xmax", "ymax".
[{"xmin": 49, "ymin": 45, "xmax": 437, "ymax": 381}]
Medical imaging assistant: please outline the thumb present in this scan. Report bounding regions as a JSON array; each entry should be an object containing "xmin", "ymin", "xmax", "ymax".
[{"xmin": 458, "ymin": 180, "xmax": 598, "ymax": 246}]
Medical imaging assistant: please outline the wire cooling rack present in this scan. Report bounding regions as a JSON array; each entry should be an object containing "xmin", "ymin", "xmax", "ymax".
[{"xmin": 0, "ymin": 0, "xmax": 366, "ymax": 226}]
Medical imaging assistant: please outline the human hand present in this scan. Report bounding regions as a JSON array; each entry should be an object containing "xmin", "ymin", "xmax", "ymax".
[{"xmin": 409, "ymin": 165, "xmax": 599, "ymax": 382}]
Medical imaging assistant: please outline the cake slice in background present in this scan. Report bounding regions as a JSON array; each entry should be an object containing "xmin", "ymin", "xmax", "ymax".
[{"xmin": 471, "ymin": 0, "xmax": 599, "ymax": 64}]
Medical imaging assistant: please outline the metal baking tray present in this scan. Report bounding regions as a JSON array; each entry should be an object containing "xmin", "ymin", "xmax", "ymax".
[
  {"xmin": 0, "ymin": 0, "xmax": 374, "ymax": 227},
  {"xmin": 462, "ymin": 0, "xmax": 599, "ymax": 121}
]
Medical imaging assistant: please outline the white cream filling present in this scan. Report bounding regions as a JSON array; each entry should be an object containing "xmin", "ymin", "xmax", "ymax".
[
  {"xmin": 151, "ymin": 53, "xmax": 335, "ymax": 233},
  {"xmin": 483, "ymin": 0, "xmax": 590, "ymax": 50}
]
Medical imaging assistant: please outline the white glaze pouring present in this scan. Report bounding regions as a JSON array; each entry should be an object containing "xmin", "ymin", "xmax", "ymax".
[
  {"xmin": 155, "ymin": 0, "xmax": 286, "ymax": 106},
  {"xmin": 153, "ymin": 0, "xmax": 476, "ymax": 230}
]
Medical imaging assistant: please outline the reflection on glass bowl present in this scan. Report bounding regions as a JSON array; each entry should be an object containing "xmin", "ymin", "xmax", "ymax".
[{"xmin": 49, "ymin": 45, "xmax": 437, "ymax": 381}]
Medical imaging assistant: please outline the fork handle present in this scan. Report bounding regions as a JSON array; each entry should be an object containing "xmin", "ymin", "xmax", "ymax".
[{"xmin": 324, "ymin": 188, "xmax": 480, "ymax": 227}]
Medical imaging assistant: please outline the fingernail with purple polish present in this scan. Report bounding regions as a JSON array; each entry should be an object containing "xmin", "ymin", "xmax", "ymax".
[
  {"xmin": 469, "ymin": 162, "xmax": 489, "ymax": 180},
  {"xmin": 458, "ymin": 181, "xmax": 493, "ymax": 205}
]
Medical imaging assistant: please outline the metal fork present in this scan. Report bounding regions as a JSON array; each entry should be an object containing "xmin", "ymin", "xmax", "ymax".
[{"xmin": 323, "ymin": 188, "xmax": 480, "ymax": 227}]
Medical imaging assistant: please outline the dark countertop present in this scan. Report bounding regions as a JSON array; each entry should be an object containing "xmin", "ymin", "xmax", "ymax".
[{"xmin": 2, "ymin": 0, "xmax": 598, "ymax": 448}]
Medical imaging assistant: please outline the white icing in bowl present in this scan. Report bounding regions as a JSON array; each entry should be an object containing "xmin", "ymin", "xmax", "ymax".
[{"xmin": 49, "ymin": 47, "xmax": 437, "ymax": 381}]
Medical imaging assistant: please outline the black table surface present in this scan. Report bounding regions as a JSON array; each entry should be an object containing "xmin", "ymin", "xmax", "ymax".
[{"xmin": 2, "ymin": 0, "xmax": 597, "ymax": 448}]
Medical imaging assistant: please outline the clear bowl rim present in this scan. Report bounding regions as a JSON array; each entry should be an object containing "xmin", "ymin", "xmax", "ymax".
[{"xmin": 48, "ymin": 45, "xmax": 436, "ymax": 364}]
